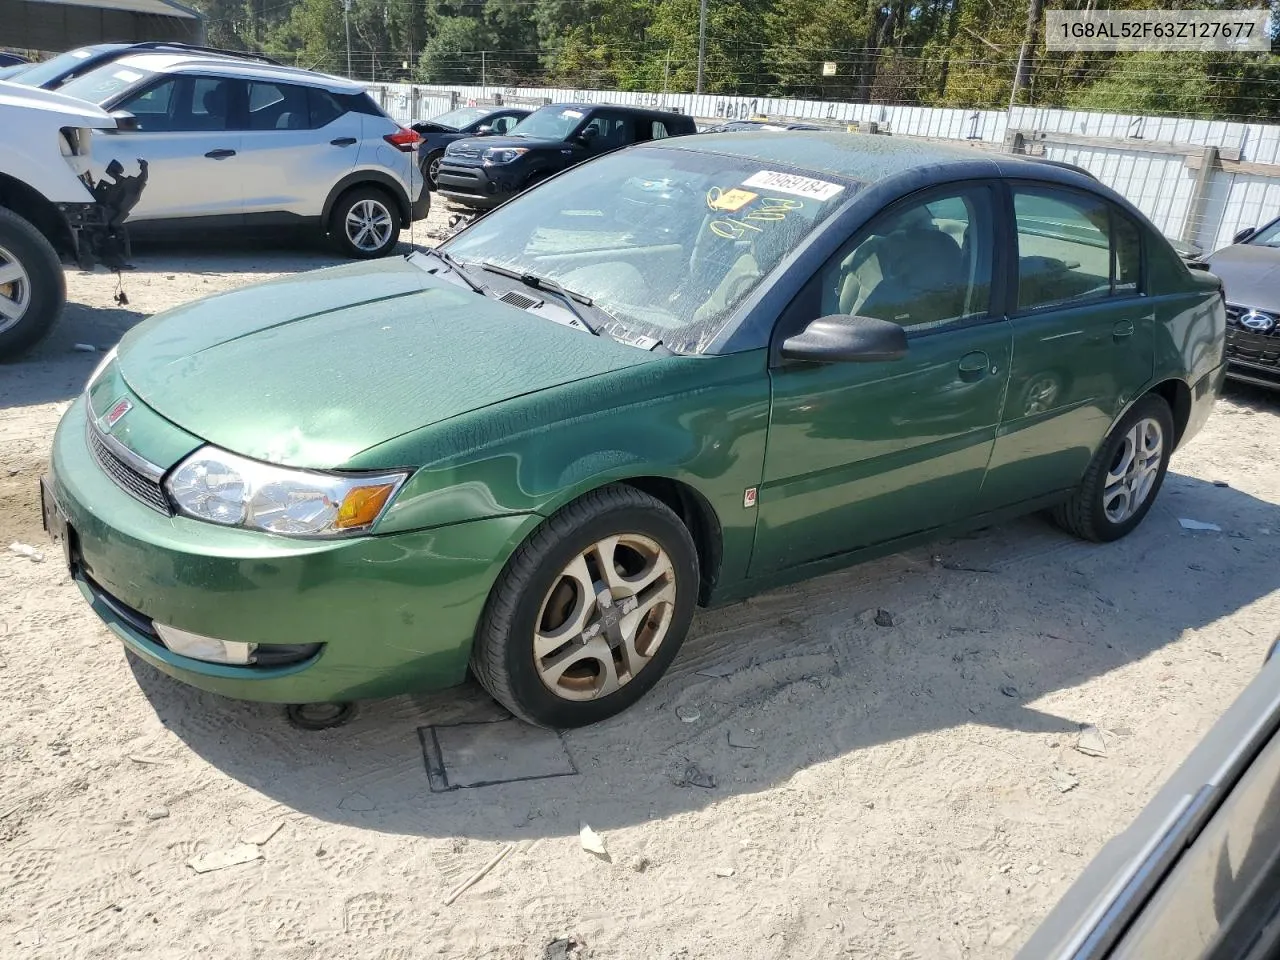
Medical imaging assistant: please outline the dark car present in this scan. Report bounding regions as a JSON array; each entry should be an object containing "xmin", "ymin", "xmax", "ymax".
[
  {"xmin": 435, "ymin": 102, "xmax": 696, "ymax": 209},
  {"xmin": 1021, "ymin": 640, "xmax": 1280, "ymax": 959},
  {"xmin": 0, "ymin": 53, "xmax": 29, "ymax": 69},
  {"xmin": 411, "ymin": 105, "xmax": 531, "ymax": 189},
  {"xmin": 1204, "ymin": 217, "xmax": 1280, "ymax": 390},
  {"xmin": 5, "ymin": 42, "xmax": 277, "ymax": 91}
]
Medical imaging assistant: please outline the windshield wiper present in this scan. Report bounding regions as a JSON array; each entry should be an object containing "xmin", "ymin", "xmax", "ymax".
[
  {"xmin": 480, "ymin": 261, "xmax": 603, "ymax": 336},
  {"xmin": 420, "ymin": 247, "xmax": 485, "ymax": 295}
]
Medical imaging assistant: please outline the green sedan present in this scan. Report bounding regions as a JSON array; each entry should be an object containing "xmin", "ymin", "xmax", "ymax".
[{"xmin": 42, "ymin": 132, "xmax": 1227, "ymax": 728}]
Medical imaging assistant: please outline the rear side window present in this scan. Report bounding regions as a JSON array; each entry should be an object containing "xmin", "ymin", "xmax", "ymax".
[
  {"xmin": 651, "ymin": 120, "xmax": 670, "ymax": 140},
  {"xmin": 247, "ymin": 81, "xmax": 309, "ymax": 130},
  {"xmin": 1014, "ymin": 187, "xmax": 1142, "ymax": 311},
  {"xmin": 308, "ymin": 88, "xmax": 345, "ymax": 128},
  {"xmin": 335, "ymin": 91, "xmax": 386, "ymax": 117}
]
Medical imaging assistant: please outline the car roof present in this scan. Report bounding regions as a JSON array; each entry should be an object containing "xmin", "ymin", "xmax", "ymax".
[
  {"xmin": 539, "ymin": 101, "xmax": 689, "ymax": 119},
  {"xmin": 108, "ymin": 52, "xmax": 364, "ymax": 93},
  {"xmin": 657, "ymin": 130, "xmax": 1099, "ymax": 188}
]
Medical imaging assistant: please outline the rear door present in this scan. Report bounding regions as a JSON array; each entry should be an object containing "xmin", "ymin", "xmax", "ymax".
[
  {"xmin": 107, "ymin": 73, "xmax": 245, "ymax": 222},
  {"xmin": 237, "ymin": 82, "xmax": 361, "ymax": 219},
  {"xmin": 975, "ymin": 183, "xmax": 1153, "ymax": 512},
  {"xmin": 579, "ymin": 110, "xmax": 640, "ymax": 159}
]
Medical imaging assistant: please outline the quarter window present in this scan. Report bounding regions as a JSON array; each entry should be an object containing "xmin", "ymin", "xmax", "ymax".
[
  {"xmin": 247, "ymin": 81, "xmax": 309, "ymax": 130},
  {"xmin": 1014, "ymin": 187, "xmax": 1141, "ymax": 311},
  {"xmin": 819, "ymin": 186, "xmax": 995, "ymax": 330}
]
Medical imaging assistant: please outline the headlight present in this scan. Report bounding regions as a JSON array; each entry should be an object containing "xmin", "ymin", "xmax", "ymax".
[
  {"xmin": 85, "ymin": 345, "xmax": 118, "ymax": 390},
  {"xmin": 166, "ymin": 447, "xmax": 408, "ymax": 538},
  {"xmin": 482, "ymin": 147, "xmax": 529, "ymax": 165}
]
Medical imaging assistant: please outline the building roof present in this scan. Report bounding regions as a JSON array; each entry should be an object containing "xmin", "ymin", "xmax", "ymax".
[{"xmin": 2, "ymin": 0, "xmax": 204, "ymax": 49}]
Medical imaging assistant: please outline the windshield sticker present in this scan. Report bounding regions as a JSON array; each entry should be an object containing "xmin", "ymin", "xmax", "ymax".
[
  {"xmin": 113, "ymin": 69, "xmax": 142, "ymax": 83},
  {"xmin": 742, "ymin": 170, "xmax": 844, "ymax": 202},
  {"xmin": 710, "ymin": 218, "xmax": 764, "ymax": 240},
  {"xmin": 561, "ymin": 109, "xmax": 583, "ymax": 119},
  {"xmin": 707, "ymin": 187, "xmax": 758, "ymax": 212},
  {"xmin": 747, "ymin": 196, "xmax": 803, "ymax": 221}
]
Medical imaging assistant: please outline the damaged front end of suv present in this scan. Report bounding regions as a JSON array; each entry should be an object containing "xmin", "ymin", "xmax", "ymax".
[{"xmin": 0, "ymin": 83, "xmax": 149, "ymax": 357}]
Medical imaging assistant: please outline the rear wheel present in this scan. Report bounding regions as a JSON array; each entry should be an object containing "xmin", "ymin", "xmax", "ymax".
[
  {"xmin": 329, "ymin": 186, "xmax": 401, "ymax": 259},
  {"xmin": 423, "ymin": 151, "xmax": 444, "ymax": 190},
  {"xmin": 471, "ymin": 485, "xmax": 699, "ymax": 728},
  {"xmin": 0, "ymin": 207, "xmax": 65, "ymax": 360},
  {"xmin": 1051, "ymin": 393, "xmax": 1174, "ymax": 542}
]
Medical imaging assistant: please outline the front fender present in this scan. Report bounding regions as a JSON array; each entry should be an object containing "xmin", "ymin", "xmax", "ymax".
[{"xmin": 357, "ymin": 350, "xmax": 771, "ymax": 592}]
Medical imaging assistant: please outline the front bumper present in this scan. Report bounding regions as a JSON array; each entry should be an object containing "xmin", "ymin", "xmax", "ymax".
[
  {"xmin": 435, "ymin": 162, "xmax": 519, "ymax": 209},
  {"xmin": 46, "ymin": 394, "xmax": 540, "ymax": 703}
]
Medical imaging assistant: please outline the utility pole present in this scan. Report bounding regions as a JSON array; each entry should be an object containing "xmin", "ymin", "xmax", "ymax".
[
  {"xmin": 343, "ymin": 0, "xmax": 353, "ymax": 77},
  {"xmin": 1009, "ymin": 0, "xmax": 1044, "ymax": 110},
  {"xmin": 696, "ymin": 0, "xmax": 707, "ymax": 94},
  {"xmin": 481, "ymin": 50, "xmax": 486, "ymax": 88},
  {"xmin": 661, "ymin": 49, "xmax": 671, "ymax": 105}
]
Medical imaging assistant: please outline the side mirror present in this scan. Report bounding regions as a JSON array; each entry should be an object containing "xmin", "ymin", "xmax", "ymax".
[
  {"xmin": 475, "ymin": 124, "xmax": 493, "ymax": 135},
  {"xmin": 781, "ymin": 314, "xmax": 908, "ymax": 363},
  {"xmin": 110, "ymin": 110, "xmax": 139, "ymax": 133},
  {"xmin": 576, "ymin": 127, "xmax": 598, "ymax": 144},
  {"xmin": 1233, "ymin": 226, "xmax": 1256, "ymax": 244}
]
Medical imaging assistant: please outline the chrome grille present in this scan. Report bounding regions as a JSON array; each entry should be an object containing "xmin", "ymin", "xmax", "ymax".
[
  {"xmin": 447, "ymin": 146, "xmax": 482, "ymax": 162},
  {"xmin": 87, "ymin": 423, "xmax": 172, "ymax": 515}
]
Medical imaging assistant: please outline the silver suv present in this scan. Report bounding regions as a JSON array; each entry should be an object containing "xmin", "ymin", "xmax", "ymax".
[{"xmin": 55, "ymin": 53, "xmax": 428, "ymax": 258}]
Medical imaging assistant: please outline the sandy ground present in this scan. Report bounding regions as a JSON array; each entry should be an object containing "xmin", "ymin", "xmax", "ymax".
[{"xmin": 3, "ymin": 210, "xmax": 1280, "ymax": 959}]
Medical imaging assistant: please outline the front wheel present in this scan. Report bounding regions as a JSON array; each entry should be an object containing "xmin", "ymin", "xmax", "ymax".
[
  {"xmin": 471, "ymin": 485, "xmax": 699, "ymax": 728},
  {"xmin": 0, "ymin": 207, "xmax": 65, "ymax": 360},
  {"xmin": 1051, "ymin": 393, "xmax": 1175, "ymax": 542},
  {"xmin": 329, "ymin": 187, "xmax": 401, "ymax": 259},
  {"xmin": 423, "ymin": 151, "xmax": 444, "ymax": 190}
]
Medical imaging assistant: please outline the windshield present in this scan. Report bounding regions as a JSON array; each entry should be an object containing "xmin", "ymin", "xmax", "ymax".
[
  {"xmin": 1250, "ymin": 220, "xmax": 1280, "ymax": 247},
  {"xmin": 10, "ymin": 46, "xmax": 118, "ymax": 89},
  {"xmin": 444, "ymin": 147, "xmax": 852, "ymax": 353},
  {"xmin": 56, "ymin": 62, "xmax": 154, "ymax": 105},
  {"xmin": 429, "ymin": 107, "xmax": 490, "ymax": 130},
  {"xmin": 509, "ymin": 106, "xmax": 588, "ymax": 140}
]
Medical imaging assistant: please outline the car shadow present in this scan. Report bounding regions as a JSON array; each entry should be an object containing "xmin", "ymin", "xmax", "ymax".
[{"xmin": 127, "ymin": 473, "xmax": 1280, "ymax": 842}]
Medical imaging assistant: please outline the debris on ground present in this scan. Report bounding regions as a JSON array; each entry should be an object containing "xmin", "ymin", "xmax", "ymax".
[
  {"xmin": 579, "ymin": 824, "xmax": 609, "ymax": 861},
  {"xmin": 714, "ymin": 867, "xmax": 735, "ymax": 878},
  {"xmin": 1051, "ymin": 768, "xmax": 1079, "ymax": 793},
  {"xmin": 1075, "ymin": 725, "xmax": 1108, "ymax": 758},
  {"xmin": 676, "ymin": 705, "xmax": 701, "ymax": 723},
  {"xmin": 241, "ymin": 821, "xmax": 285, "ymax": 846},
  {"xmin": 72, "ymin": 343, "xmax": 97, "ymax": 352},
  {"xmin": 630, "ymin": 856, "xmax": 651, "ymax": 873},
  {"xmin": 675, "ymin": 763, "xmax": 717, "ymax": 789},
  {"xmin": 443, "ymin": 842, "xmax": 517, "ymax": 904},
  {"xmin": 727, "ymin": 728, "xmax": 760, "ymax": 749},
  {"xmin": 544, "ymin": 935, "xmax": 587, "ymax": 960},
  {"xmin": 1213, "ymin": 480, "xmax": 1230, "ymax": 488},
  {"xmin": 695, "ymin": 662, "xmax": 737, "ymax": 679},
  {"xmin": 186, "ymin": 843, "xmax": 263, "ymax": 874},
  {"xmin": 874, "ymin": 609, "xmax": 895, "ymax": 627},
  {"xmin": 8, "ymin": 543, "xmax": 44, "ymax": 562},
  {"xmin": 999, "ymin": 684, "xmax": 1018, "ymax": 698},
  {"xmin": 144, "ymin": 806, "xmax": 169, "ymax": 820},
  {"xmin": 1179, "ymin": 518, "xmax": 1222, "ymax": 532}
]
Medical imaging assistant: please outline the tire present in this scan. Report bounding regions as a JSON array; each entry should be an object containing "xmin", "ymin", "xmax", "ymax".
[
  {"xmin": 422, "ymin": 151, "xmax": 444, "ymax": 190},
  {"xmin": 1051, "ymin": 393, "xmax": 1175, "ymax": 543},
  {"xmin": 471, "ymin": 484, "xmax": 699, "ymax": 728},
  {"xmin": 328, "ymin": 186, "xmax": 401, "ymax": 259},
  {"xmin": 0, "ymin": 206, "xmax": 65, "ymax": 360}
]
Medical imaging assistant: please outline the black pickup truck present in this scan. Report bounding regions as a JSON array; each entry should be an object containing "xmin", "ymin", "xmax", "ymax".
[{"xmin": 435, "ymin": 102, "xmax": 696, "ymax": 209}]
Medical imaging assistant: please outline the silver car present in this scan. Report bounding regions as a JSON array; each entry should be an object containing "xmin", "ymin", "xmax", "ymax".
[{"xmin": 55, "ymin": 53, "xmax": 428, "ymax": 258}]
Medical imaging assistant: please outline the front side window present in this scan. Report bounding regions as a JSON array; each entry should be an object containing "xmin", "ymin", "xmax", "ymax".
[
  {"xmin": 488, "ymin": 114, "xmax": 519, "ymax": 134},
  {"xmin": 443, "ymin": 148, "xmax": 852, "ymax": 353},
  {"xmin": 818, "ymin": 187, "xmax": 994, "ymax": 330},
  {"xmin": 509, "ymin": 105, "xmax": 591, "ymax": 140},
  {"xmin": 1248, "ymin": 218, "xmax": 1280, "ymax": 246},
  {"xmin": 1015, "ymin": 187, "xmax": 1141, "ymax": 311},
  {"xmin": 109, "ymin": 75, "xmax": 237, "ymax": 132}
]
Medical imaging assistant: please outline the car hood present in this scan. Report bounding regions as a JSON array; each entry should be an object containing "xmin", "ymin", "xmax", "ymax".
[
  {"xmin": 115, "ymin": 257, "xmax": 658, "ymax": 469},
  {"xmin": 1206, "ymin": 243, "xmax": 1280, "ymax": 312},
  {"xmin": 0, "ymin": 79, "xmax": 121, "ymax": 126}
]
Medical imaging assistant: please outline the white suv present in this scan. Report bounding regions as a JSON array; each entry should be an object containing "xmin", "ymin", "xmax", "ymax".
[{"xmin": 55, "ymin": 53, "xmax": 428, "ymax": 258}]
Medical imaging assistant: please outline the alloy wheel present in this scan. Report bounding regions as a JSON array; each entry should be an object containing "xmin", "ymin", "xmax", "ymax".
[
  {"xmin": 0, "ymin": 244, "xmax": 32, "ymax": 335},
  {"xmin": 1103, "ymin": 416, "xmax": 1164, "ymax": 524},
  {"xmin": 345, "ymin": 199, "xmax": 394, "ymax": 253},
  {"xmin": 534, "ymin": 534, "xmax": 678, "ymax": 701}
]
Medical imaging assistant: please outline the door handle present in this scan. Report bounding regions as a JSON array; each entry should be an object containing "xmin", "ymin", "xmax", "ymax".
[
  {"xmin": 958, "ymin": 351, "xmax": 990, "ymax": 382},
  {"xmin": 204, "ymin": 149, "xmax": 236, "ymax": 160},
  {"xmin": 1113, "ymin": 319, "xmax": 1135, "ymax": 340},
  {"xmin": 330, "ymin": 137, "xmax": 357, "ymax": 147}
]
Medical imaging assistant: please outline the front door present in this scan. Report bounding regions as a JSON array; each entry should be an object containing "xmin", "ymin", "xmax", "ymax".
[
  {"xmin": 975, "ymin": 184, "xmax": 1154, "ymax": 511},
  {"xmin": 104, "ymin": 73, "xmax": 245, "ymax": 223},
  {"xmin": 751, "ymin": 184, "xmax": 1014, "ymax": 575}
]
